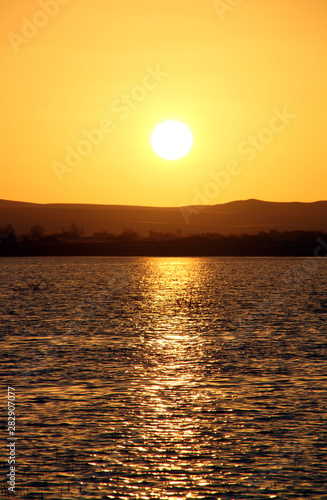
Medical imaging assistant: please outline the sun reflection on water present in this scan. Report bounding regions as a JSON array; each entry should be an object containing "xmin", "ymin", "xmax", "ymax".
[{"xmin": 116, "ymin": 259, "xmax": 224, "ymax": 498}]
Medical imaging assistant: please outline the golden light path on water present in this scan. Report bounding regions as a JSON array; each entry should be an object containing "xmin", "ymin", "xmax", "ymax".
[{"xmin": 116, "ymin": 259, "xmax": 235, "ymax": 499}]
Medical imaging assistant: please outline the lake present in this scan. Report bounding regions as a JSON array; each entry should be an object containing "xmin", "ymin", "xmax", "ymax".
[{"xmin": 1, "ymin": 257, "xmax": 327, "ymax": 499}]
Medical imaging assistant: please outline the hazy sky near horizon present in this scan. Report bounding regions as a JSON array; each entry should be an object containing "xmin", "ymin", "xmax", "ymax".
[{"xmin": 1, "ymin": 0, "xmax": 326, "ymax": 206}]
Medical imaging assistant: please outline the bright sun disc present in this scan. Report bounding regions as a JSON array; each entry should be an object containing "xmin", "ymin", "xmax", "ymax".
[{"xmin": 151, "ymin": 121, "xmax": 193, "ymax": 160}]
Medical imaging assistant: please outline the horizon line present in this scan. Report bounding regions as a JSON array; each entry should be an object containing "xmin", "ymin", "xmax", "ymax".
[{"xmin": 1, "ymin": 198, "xmax": 327, "ymax": 209}]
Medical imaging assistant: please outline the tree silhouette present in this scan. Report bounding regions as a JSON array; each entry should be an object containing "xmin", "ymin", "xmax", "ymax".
[
  {"xmin": 0, "ymin": 224, "xmax": 15, "ymax": 235},
  {"xmin": 69, "ymin": 222, "xmax": 84, "ymax": 238},
  {"xmin": 30, "ymin": 224, "xmax": 46, "ymax": 240},
  {"xmin": 118, "ymin": 229, "xmax": 139, "ymax": 241}
]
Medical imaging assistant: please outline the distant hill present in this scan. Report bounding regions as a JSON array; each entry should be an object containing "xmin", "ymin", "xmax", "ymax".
[{"xmin": 1, "ymin": 199, "xmax": 327, "ymax": 236}]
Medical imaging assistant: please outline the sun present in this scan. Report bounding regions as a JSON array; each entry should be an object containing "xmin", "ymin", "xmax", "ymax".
[{"xmin": 151, "ymin": 121, "xmax": 193, "ymax": 160}]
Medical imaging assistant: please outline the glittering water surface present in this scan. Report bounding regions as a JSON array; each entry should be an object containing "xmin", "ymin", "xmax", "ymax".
[{"xmin": 1, "ymin": 257, "xmax": 327, "ymax": 499}]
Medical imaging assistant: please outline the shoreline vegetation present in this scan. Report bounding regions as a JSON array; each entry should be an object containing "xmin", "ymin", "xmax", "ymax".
[{"xmin": 1, "ymin": 224, "xmax": 327, "ymax": 256}]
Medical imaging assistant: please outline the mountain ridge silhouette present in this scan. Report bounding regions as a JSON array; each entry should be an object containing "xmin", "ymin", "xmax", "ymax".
[{"xmin": 1, "ymin": 198, "xmax": 327, "ymax": 236}]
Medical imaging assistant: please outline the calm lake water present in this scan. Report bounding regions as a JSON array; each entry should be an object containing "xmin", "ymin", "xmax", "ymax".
[{"xmin": 1, "ymin": 257, "xmax": 327, "ymax": 499}]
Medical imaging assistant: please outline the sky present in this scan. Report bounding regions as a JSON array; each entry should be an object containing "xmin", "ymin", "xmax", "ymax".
[{"xmin": 1, "ymin": 0, "xmax": 326, "ymax": 207}]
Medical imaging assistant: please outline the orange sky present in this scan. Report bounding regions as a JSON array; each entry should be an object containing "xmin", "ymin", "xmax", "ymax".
[{"xmin": 1, "ymin": 0, "xmax": 326, "ymax": 206}]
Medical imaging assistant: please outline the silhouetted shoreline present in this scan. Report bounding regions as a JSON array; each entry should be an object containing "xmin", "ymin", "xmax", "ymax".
[{"xmin": 1, "ymin": 231, "xmax": 326, "ymax": 257}]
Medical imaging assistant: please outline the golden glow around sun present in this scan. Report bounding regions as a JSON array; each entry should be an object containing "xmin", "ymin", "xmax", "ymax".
[{"xmin": 151, "ymin": 121, "xmax": 193, "ymax": 160}]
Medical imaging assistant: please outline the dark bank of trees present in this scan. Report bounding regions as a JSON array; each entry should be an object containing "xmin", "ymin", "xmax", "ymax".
[
  {"xmin": 0, "ymin": 224, "xmax": 16, "ymax": 235},
  {"xmin": 0, "ymin": 222, "xmax": 326, "ymax": 256}
]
